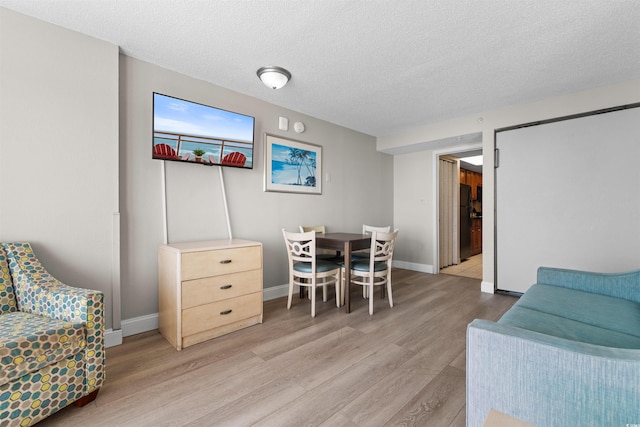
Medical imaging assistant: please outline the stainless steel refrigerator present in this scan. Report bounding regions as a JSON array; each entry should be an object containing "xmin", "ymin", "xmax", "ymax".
[{"xmin": 460, "ymin": 184, "xmax": 472, "ymax": 260}]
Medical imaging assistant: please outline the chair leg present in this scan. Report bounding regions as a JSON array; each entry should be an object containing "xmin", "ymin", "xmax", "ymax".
[
  {"xmin": 386, "ymin": 280, "xmax": 394, "ymax": 308},
  {"xmin": 335, "ymin": 271, "xmax": 341, "ymax": 307},
  {"xmin": 311, "ymin": 285, "xmax": 316, "ymax": 318},
  {"xmin": 300, "ymin": 277, "xmax": 306, "ymax": 298},
  {"xmin": 340, "ymin": 270, "xmax": 346, "ymax": 307},
  {"xmin": 368, "ymin": 282, "xmax": 374, "ymax": 315},
  {"xmin": 323, "ymin": 284, "xmax": 328, "ymax": 302},
  {"xmin": 287, "ymin": 281, "xmax": 294, "ymax": 309}
]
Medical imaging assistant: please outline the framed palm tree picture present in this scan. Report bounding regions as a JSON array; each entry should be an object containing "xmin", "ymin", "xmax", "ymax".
[{"xmin": 264, "ymin": 134, "xmax": 322, "ymax": 194}]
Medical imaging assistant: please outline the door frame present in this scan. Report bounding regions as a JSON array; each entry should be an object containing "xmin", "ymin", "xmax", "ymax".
[{"xmin": 432, "ymin": 143, "xmax": 482, "ymax": 275}]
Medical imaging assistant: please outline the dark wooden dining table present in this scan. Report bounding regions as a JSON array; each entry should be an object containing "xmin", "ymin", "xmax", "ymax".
[{"xmin": 316, "ymin": 232, "xmax": 371, "ymax": 313}]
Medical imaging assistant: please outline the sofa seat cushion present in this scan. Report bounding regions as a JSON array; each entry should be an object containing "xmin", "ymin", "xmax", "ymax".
[
  {"xmin": 513, "ymin": 283, "xmax": 640, "ymax": 339},
  {"xmin": 498, "ymin": 305, "xmax": 640, "ymax": 348},
  {"xmin": 0, "ymin": 312, "xmax": 85, "ymax": 387}
]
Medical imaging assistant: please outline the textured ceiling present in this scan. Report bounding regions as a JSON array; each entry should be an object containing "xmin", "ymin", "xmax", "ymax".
[{"xmin": 2, "ymin": 0, "xmax": 639, "ymax": 137}]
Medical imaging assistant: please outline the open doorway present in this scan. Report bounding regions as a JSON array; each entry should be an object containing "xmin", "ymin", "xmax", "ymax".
[{"xmin": 438, "ymin": 149, "xmax": 483, "ymax": 280}]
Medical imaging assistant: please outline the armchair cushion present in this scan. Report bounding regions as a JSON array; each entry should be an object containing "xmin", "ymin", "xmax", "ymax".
[{"xmin": 0, "ymin": 312, "xmax": 85, "ymax": 386}]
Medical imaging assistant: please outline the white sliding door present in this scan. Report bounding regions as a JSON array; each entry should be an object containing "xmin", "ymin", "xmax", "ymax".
[{"xmin": 495, "ymin": 106, "xmax": 640, "ymax": 293}]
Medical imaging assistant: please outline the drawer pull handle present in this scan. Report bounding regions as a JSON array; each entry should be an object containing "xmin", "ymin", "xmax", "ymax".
[
  {"xmin": 220, "ymin": 285, "xmax": 232, "ymax": 290},
  {"xmin": 220, "ymin": 259, "xmax": 232, "ymax": 264},
  {"xmin": 220, "ymin": 309, "xmax": 233, "ymax": 315}
]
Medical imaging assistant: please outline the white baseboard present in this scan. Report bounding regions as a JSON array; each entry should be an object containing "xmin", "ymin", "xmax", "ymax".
[
  {"xmin": 481, "ymin": 280, "xmax": 495, "ymax": 294},
  {"xmin": 263, "ymin": 283, "xmax": 289, "ymax": 301},
  {"xmin": 105, "ymin": 328, "xmax": 122, "ymax": 348},
  {"xmin": 393, "ymin": 260, "xmax": 434, "ymax": 273},
  {"xmin": 122, "ymin": 313, "xmax": 159, "ymax": 337},
  {"xmin": 104, "ymin": 313, "xmax": 158, "ymax": 348}
]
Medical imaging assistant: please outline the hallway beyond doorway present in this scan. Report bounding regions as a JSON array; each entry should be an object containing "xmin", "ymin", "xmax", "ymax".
[{"xmin": 440, "ymin": 254, "xmax": 482, "ymax": 280}]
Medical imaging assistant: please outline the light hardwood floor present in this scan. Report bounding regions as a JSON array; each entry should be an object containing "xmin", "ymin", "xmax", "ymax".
[
  {"xmin": 440, "ymin": 254, "xmax": 482, "ymax": 280},
  {"xmin": 38, "ymin": 269, "xmax": 516, "ymax": 427}
]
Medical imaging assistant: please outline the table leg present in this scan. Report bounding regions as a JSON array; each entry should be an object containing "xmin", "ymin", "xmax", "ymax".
[{"xmin": 344, "ymin": 241, "xmax": 351, "ymax": 313}]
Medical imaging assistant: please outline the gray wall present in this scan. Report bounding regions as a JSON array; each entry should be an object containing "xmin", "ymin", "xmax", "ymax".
[
  {"xmin": 120, "ymin": 56, "xmax": 393, "ymax": 321},
  {"xmin": 0, "ymin": 8, "xmax": 119, "ymax": 326}
]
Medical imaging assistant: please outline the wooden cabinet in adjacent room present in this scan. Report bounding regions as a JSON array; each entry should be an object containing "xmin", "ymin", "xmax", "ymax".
[
  {"xmin": 158, "ymin": 239, "xmax": 263, "ymax": 351},
  {"xmin": 471, "ymin": 218, "xmax": 482, "ymax": 255},
  {"xmin": 460, "ymin": 168, "xmax": 483, "ymax": 200},
  {"xmin": 460, "ymin": 168, "xmax": 468, "ymax": 188}
]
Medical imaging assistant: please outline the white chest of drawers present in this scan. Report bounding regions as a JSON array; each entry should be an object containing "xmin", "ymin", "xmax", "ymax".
[{"xmin": 158, "ymin": 239, "xmax": 263, "ymax": 350}]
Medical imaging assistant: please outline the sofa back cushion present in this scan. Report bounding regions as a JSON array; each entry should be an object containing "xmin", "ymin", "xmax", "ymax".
[
  {"xmin": 499, "ymin": 283, "xmax": 640, "ymax": 348},
  {"xmin": 0, "ymin": 246, "xmax": 17, "ymax": 314}
]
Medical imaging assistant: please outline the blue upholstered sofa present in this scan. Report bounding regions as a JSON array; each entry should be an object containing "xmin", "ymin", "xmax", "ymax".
[
  {"xmin": 467, "ymin": 266, "xmax": 640, "ymax": 427},
  {"xmin": 0, "ymin": 242, "xmax": 105, "ymax": 426}
]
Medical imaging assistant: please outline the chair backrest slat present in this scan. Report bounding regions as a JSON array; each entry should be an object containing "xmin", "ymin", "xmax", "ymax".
[
  {"xmin": 299, "ymin": 225, "xmax": 326, "ymax": 233},
  {"xmin": 370, "ymin": 229, "xmax": 399, "ymax": 264},
  {"xmin": 363, "ymin": 224, "xmax": 391, "ymax": 234},
  {"xmin": 283, "ymin": 229, "xmax": 317, "ymax": 264}
]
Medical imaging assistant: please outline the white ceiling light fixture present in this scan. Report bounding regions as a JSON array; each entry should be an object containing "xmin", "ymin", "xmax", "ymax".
[
  {"xmin": 460, "ymin": 155, "xmax": 483, "ymax": 166},
  {"xmin": 257, "ymin": 66, "xmax": 291, "ymax": 89}
]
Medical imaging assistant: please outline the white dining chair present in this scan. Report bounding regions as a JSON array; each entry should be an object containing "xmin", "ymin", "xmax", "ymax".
[
  {"xmin": 282, "ymin": 229, "xmax": 342, "ymax": 317},
  {"xmin": 348, "ymin": 229, "xmax": 398, "ymax": 315},
  {"xmin": 352, "ymin": 224, "xmax": 392, "ymax": 261},
  {"xmin": 298, "ymin": 225, "xmax": 340, "ymax": 300}
]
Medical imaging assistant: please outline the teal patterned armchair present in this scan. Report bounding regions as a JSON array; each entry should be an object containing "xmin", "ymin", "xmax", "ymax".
[{"xmin": 0, "ymin": 242, "xmax": 105, "ymax": 426}]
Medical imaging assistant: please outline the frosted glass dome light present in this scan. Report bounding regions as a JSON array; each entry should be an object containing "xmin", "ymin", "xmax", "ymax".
[{"xmin": 257, "ymin": 66, "xmax": 291, "ymax": 90}]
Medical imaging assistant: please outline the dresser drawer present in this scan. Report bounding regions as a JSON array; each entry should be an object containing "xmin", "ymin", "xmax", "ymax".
[
  {"xmin": 181, "ymin": 246, "xmax": 261, "ymax": 280},
  {"xmin": 182, "ymin": 292, "xmax": 262, "ymax": 336},
  {"xmin": 182, "ymin": 269, "xmax": 262, "ymax": 309}
]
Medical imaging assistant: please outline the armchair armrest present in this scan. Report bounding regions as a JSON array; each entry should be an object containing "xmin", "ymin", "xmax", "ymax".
[
  {"xmin": 467, "ymin": 319, "xmax": 640, "ymax": 427},
  {"xmin": 4, "ymin": 242, "xmax": 105, "ymax": 393},
  {"xmin": 537, "ymin": 266, "xmax": 640, "ymax": 303}
]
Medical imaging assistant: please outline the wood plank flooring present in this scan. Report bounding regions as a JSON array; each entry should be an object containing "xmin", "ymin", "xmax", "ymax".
[{"xmin": 37, "ymin": 269, "xmax": 517, "ymax": 427}]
